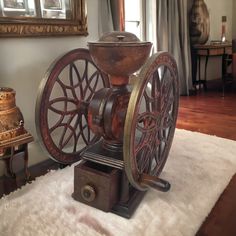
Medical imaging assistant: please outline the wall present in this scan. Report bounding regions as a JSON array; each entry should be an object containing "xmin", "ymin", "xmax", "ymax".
[
  {"xmin": 205, "ymin": 0, "xmax": 232, "ymax": 41},
  {"xmin": 201, "ymin": 0, "xmax": 233, "ymax": 80},
  {"xmin": 0, "ymin": 0, "xmax": 99, "ymax": 176},
  {"xmin": 233, "ymin": 1, "xmax": 236, "ymax": 40}
]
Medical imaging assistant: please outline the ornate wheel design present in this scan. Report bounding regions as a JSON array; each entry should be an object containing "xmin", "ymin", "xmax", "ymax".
[
  {"xmin": 35, "ymin": 49, "xmax": 109, "ymax": 164},
  {"xmin": 124, "ymin": 52, "xmax": 179, "ymax": 191}
]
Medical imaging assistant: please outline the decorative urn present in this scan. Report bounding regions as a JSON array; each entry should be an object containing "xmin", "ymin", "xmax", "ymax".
[
  {"xmin": 0, "ymin": 88, "xmax": 24, "ymax": 142},
  {"xmin": 0, "ymin": 87, "xmax": 33, "ymax": 179},
  {"xmin": 190, "ymin": 0, "xmax": 210, "ymax": 45}
]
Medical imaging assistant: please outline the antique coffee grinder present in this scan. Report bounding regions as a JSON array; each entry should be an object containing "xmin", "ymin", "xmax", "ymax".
[{"xmin": 36, "ymin": 32, "xmax": 179, "ymax": 218}]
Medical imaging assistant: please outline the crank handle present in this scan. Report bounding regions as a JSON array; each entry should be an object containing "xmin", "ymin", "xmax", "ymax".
[{"xmin": 140, "ymin": 173, "xmax": 171, "ymax": 192}]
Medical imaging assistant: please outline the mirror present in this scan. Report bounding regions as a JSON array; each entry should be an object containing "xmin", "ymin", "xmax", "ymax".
[{"xmin": 0, "ymin": 0, "xmax": 87, "ymax": 37}]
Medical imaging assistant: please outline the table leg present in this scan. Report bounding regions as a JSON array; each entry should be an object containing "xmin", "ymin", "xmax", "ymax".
[
  {"xmin": 191, "ymin": 48, "xmax": 198, "ymax": 90},
  {"xmin": 198, "ymin": 55, "xmax": 201, "ymax": 88},
  {"xmin": 23, "ymin": 144, "xmax": 30, "ymax": 181},
  {"xmin": 3, "ymin": 147, "xmax": 15, "ymax": 178},
  {"xmin": 204, "ymin": 55, "xmax": 209, "ymax": 91}
]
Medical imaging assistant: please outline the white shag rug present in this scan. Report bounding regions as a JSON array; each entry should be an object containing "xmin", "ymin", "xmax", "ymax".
[{"xmin": 1, "ymin": 129, "xmax": 236, "ymax": 236}]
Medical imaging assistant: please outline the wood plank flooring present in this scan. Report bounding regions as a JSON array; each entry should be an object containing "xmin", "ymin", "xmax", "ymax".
[
  {"xmin": 177, "ymin": 87, "xmax": 236, "ymax": 236},
  {"xmin": 177, "ymin": 91, "xmax": 236, "ymax": 141},
  {"xmin": 196, "ymin": 173, "xmax": 236, "ymax": 236},
  {"xmin": 0, "ymin": 159, "xmax": 60, "ymax": 198},
  {"xmin": 0, "ymin": 85, "xmax": 235, "ymax": 235}
]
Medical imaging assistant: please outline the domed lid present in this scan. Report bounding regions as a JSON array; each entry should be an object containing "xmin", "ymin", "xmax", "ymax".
[
  {"xmin": 88, "ymin": 31, "xmax": 151, "ymax": 46},
  {"xmin": 99, "ymin": 31, "xmax": 139, "ymax": 42}
]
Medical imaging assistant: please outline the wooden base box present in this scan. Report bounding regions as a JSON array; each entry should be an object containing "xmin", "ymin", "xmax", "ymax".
[{"xmin": 73, "ymin": 161, "xmax": 121, "ymax": 212}]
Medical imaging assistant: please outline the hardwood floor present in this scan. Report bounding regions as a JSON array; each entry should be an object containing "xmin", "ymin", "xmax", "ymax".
[
  {"xmin": 0, "ymin": 159, "xmax": 60, "ymax": 198},
  {"xmin": 0, "ymin": 84, "xmax": 235, "ymax": 235},
  {"xmin": 177, "ymin": 86, "xmax": 236, "ymax": 236},
  {"xmin": 177, "ymin": 90, "xmax": 236, "ymax": 141},
  {"xmin": 196, "ymin": 173, "xmax": 236, "ymax": 236}
]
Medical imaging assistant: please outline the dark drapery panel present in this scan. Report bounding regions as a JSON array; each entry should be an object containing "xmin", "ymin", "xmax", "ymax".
[
  {"xmin": 157, "ymin": 0, "xmax": 193, "ymax": 95},
  {"xmin": 110, "ymin": 0, "xmax": 125, "ymax": 31},
  {"xmin": 98, "ymin": 0, "xmax": 114, "ymax": 36},
  {"xmin": 155, "ymin": 0, "xmax": 193, "ymax": 95},
  {"xmin": 144, "ymin": 0, "xmax": 193, "ymax": 94}
]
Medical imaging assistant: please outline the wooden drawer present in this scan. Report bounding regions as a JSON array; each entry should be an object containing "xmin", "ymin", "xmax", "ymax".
[
  {"xmin": 195, "ymin": 46, "xmax": 232, "ymax": 56},
  {"xmin": 225, "ymin": 47, "xmax": 232, "ymax": 55},
  {"xmin": 196, "ymin": 49, "xmax": 208, "ymax": 56},
  {"xmin": 209, "ymin": 48, "xmax": 224, "ymax": 55}
]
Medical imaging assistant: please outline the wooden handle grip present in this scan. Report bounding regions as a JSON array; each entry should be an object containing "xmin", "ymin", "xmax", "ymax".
[{"xmin": 141, "ymin": 173, "xmax": 171, "ymax": 192}]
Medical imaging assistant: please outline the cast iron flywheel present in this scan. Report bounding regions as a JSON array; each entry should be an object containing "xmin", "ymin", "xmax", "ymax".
[
  {"xmin": 35, "ymin": 48, "xmax": 110, "ymax": 164},
  {"xmin": 124, "ymin": 51, "xmax": 179, "ymax": 191}
]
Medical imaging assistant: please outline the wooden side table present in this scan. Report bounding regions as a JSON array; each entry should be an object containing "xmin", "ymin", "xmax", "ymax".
[
  {"xmin": 0, "ymin": 131, "xmax": 34, "ymax": 180},
  {"xmin": 191, "ymin": 43, "xmax": 232, "ymax": 91}
]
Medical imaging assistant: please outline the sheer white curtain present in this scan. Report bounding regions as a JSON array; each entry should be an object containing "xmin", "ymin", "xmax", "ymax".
[
  {"xmin": 98, "ymin": 0, "xmax": 114, "ymax": 36},
  {"xmin": 98, "ymin": 0, "xmax": 192, "ymax": 94},
  {"xmin": 146, "ymin": 0, "xmax": 193, "ymax": 95},
  {"xmin": 98, "ymin": 0, "xmax": 124, "ymax": 36}
]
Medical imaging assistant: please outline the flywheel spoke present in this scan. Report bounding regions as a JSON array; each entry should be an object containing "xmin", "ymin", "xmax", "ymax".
[
  {"xmin": 36, "ymin": 49, "xmax": 109, "ymax": 164},
  {"xmin": 124, "ymin": 52, "xmax": 179, "ymax": 191}
]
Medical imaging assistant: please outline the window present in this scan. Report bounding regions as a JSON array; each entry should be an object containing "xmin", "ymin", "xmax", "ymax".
[
  {"xmin": 124, "ymin": 0, "xmax": 143, "ymax": 40},
  {"xmin": 124, "ymin": 0, "xmax": 157, "ymax": 52}
]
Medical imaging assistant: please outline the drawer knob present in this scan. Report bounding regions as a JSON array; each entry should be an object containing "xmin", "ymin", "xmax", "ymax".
[{"xmin": 81, "ymin": 185, "xmax": 96, "ymax": 202}]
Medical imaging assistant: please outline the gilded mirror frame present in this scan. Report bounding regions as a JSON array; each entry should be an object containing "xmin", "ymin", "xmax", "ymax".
[{"xmin": 0, "ymin": 0, "xmax": 87, "ymax": 37}]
